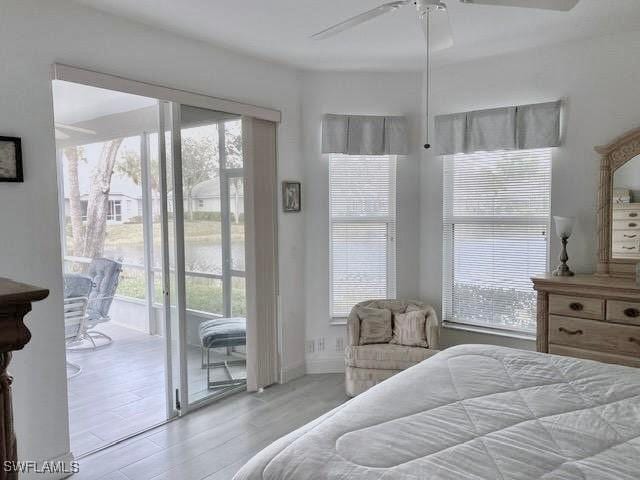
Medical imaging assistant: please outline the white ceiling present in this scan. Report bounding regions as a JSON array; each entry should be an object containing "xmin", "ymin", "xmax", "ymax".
[
  {"xmin": 52, "ymin": 81, "xmax": 156, "ymax": 124},
  {"xmin": 74, "ymin": 0, "xmax": 640, "ymax": 70}
]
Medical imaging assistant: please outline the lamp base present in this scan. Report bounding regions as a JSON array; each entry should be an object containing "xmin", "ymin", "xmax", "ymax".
[
  {"xmin": 552, "ymin": 264, "xmax": 574, "ymax": 277},
  {"xmin": 553, "ymin": 235, "xmax": 574, "ymax": 277}
]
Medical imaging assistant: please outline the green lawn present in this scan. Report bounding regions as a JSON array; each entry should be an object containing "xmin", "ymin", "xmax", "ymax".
[
  {"xmin": 106, "ymin": 220, "xmax": 243, "ymax": 245},
  {"xmin": 116, "ymin": 267, "xmax": 246, "ymax": 315}
]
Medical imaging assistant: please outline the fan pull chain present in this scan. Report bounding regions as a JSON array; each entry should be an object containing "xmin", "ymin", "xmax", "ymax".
[{"xmin": 423, "ymin": 9, "xmax": 431, "ymax": 150}]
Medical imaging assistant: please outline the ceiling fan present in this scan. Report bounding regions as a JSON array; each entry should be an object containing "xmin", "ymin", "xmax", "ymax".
[
  {"xmin": 312, "ymin": 0, "xmax": 579, "ymax": 149},
  {"xmin": 55, "ymin": 122, "xmax": 96, "ymax": 141}
]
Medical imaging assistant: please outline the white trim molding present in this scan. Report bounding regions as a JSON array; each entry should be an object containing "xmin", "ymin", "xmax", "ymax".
[{"xmin": 51, "ymin": 63, "xmax": 282, "ymax": 123}]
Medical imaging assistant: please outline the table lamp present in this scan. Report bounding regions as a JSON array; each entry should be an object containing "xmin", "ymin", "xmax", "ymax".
[{"xmin": 552, "ymin": 216, "xmax": 575, "ymax": 277}]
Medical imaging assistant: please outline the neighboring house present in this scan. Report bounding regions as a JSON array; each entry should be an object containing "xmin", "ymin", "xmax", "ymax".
[
  {"xmin": 189, "ymin": 178, "xmax": 244, "ymax": 221},
  {"xmin": 64, "ymin": 171, "xmax": 144, "ymax": 224},
  {"xmin": 64, "ymin": 165, "xmax": 244, "ymax": 225}
]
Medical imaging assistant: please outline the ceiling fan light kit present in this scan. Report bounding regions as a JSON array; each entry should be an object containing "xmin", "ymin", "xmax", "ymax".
[{"xmin": 311, "ymin": 0, "xmax": 580, "ymax": 149}]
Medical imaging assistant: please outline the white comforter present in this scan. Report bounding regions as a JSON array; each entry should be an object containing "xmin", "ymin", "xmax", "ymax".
[{"xmin": 234, "ymin": 345, "xmax": 640, "ymax": 480}]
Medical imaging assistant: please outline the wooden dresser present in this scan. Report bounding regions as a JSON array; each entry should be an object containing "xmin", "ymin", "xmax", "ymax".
[
  {"xmin": 532, "ymin": 274, "xmax": 640, "ymax": 367},
  {"xmin": 0, "ymin": 278, "xmax": 49, "ymax": 479}
]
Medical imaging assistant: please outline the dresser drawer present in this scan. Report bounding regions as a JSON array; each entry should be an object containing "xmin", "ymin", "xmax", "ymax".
[
  {"xmin": 607, "ymin": 300, "xmax": 640, "ymax": 326},
  {"xmin": 548, "ymin": 294, "xmax": 604, "ymax": 320},
  {"xmin": 612, "ymin": 230, "xmax": 640, "ymax": 242},
  {"xmin": 613, "ymin": 209, "xmax": 640, "ymax": 221},
  {"xmin": 549, "ymin": 315, "xmax": 640, "ymax": 357},
  {"xmin": 612, "ymin": 241, "xmax": 640, "ymax": 256},
  {"xmin": 613, "ymin": 220, "xmax": 640, "ymax": 231}
]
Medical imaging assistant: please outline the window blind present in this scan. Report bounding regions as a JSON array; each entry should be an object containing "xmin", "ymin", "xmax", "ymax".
[
  {"xmin": 442, "ymin": 148, "xmax": 551, "ymax": 334},
  {"xmin": 330, "ymin": 155, "xmax": 396, "ymax": 318}
]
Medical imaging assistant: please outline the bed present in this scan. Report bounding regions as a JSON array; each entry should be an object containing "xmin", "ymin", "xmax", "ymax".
[{"xmin": 234, "ymin": 344, "xmax": 640, "ymax": 480}]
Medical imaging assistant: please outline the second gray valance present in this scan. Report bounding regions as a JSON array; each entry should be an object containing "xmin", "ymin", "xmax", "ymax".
[
  {"xmin": 434, "ymin": 100, "xmax": 562, "ymax": 155},
  {"xmin": 322, "ymin": 114, "xmax": 408, "ymax": 155}
]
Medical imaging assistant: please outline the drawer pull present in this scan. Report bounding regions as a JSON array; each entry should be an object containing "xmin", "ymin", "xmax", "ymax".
[
  {"xmin": 630, "ymin": 213, "xmax": 639, "ymax": 218},
  {"xmin": 559, "ymin": 327, "xmax": 583, "ymax": 336},
  {"xmin": 569, "ymin": 302, "xmax": 584, "ymax": 312},
  {"xmin": 629, "ymin": 337, "xmax": 640, "ymax": 346},
  {"xmin": 629, "ymin": 223, "xmax": 638, "ymax": 228},
  {"xmin": 624, "ymin": 308, "xmax": 640, "ymax": 318},
  {"xmin": 624, "ymin": 234, "xmax": 637, "ymax": 238},
  {"xmin": 622, "ymin": 246, "xmax": 636, "ymax": 250}
]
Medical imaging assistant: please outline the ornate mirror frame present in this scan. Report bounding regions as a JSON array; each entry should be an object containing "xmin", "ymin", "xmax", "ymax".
[{"xmin": 595, "ymin": 126, "xmax": 640, "ymax": 277}]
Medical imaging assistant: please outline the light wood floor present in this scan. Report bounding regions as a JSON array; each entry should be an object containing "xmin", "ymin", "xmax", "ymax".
[
  {"xmin": 73, "ymin": 373, "xmax": 348, "ymax": 480},
  {"xmin": 68, "ymin": 323, "xmax": 249, "ymax": 455}
]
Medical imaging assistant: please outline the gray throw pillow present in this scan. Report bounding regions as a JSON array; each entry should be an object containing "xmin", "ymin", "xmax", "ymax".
[
  {"xmin": 390, "ymin": 310, "xmax": 428, "ymax": 348},
  {"xmin": 357, "ymin": 307, "xmax": 392, "ymax": 345}
]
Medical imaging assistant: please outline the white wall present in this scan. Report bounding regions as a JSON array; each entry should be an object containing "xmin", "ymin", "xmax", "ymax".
[
  {"xmin": 421, "ymin": 30, "xmax": 640, "ymax": 350},
  {"xmin": 0, "ymin": 0, "xmax": 304, "ymax": 471},
  {"xmin": 4, "ymin": 0, "xmax": 640, "ymax": 467},
  {"xmin": 301, "ymin": 71, "xmax": 424, "ymax": 373}
]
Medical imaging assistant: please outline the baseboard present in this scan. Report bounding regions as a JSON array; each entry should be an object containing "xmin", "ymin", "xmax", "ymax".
[
  {"xmin": 305, "ymin": 355, "xmax": 344, "ymax": 374},
  {"xmin": 18, "ymin": 451, "xmax": 76, "ymax": 480},
  {"xmin": 280, "ymin": 360, "xmax": 306, "ymax": 383}
]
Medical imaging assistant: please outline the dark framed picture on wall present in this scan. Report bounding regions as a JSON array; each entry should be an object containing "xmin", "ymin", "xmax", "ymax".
[
  {"xmin": 282, "ymin": 181, "xmax": 301, "ymax": 212},
  {"xmin": 0, "ymin": 136, "xmax": 23, "ymax": 182}
]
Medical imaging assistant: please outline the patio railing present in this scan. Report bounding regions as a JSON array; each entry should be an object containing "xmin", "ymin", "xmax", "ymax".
[{"xmin": 63, "ymin": 255, "xmax": 241, "ymax": 318}]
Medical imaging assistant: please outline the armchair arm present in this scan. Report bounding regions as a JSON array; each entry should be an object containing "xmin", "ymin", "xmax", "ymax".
[
  {"xmin": 346, "ymin": 307, "xmax": 361, "ymax": 346},
  {"xmin": 424, "ymin": 306, "xmax": 439, "ymax": 350}
]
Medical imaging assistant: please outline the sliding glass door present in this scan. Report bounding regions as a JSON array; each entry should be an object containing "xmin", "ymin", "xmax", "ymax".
[
  {"xmin": 54, "ymin": 77, "xmax": 253, "ymax": 456},
  {"xmin": 160, "ymin": 104, "xmax": 247, "ymax": 412}
]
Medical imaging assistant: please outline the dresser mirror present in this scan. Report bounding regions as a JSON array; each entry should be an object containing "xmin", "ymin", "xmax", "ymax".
[
  {"xmin": 595, "ymin": 127, "xmax": 640, "ymax": 276},
  {"xmin": 611, "ymin": 154, "xmax": 640, "ymax": 260}
]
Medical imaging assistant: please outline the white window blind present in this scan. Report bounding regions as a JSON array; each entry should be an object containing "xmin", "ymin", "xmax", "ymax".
[
  {"xmin": 330, "ymin": 155, "xmax": 396, "ymax": 318},
  {"xmin": 443, "ymin": 148, "xmax": 551, "ymax": 334}
]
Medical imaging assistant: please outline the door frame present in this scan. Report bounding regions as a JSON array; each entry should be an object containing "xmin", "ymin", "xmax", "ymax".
[{"xmin": 52, "ymin": 63, "xmax": 281, "ymax": 419}]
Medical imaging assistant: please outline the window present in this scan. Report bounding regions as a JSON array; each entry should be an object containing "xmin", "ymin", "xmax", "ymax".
[
  {"xmin": 81, "ymin": 200, "xmax": 88, "ymax": 222},
  {"xmin": 442, "ymin": 148, "xmax": 551, "ymax": 334},
  {"xmin": 198, "ymin": 199, "xmax": 204, "ymax": 208},
  {"xmin": 329, "ymin": 155, "xmax": 396, "ymax": 319},
  {"xmin": 107, "ymin": 200, "xmax": 122, "ymax": 221}
]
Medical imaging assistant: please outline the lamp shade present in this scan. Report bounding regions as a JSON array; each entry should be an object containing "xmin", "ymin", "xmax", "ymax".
[{"xmin": 553, "ymin": 216, "xmax": 575, "ymax": 239}]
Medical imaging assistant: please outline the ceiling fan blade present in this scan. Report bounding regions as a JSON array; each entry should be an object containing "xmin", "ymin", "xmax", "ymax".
[
  {"xmin": 421, "ymin": 8, "xmax": 454, "ymax": 51},
  {"xmin": 459, "ymin": 0, "xmax": 579, "ymax": 11},
  {"xmin": 55, "ymin": 122, "xmax": 97, "ymax": 135},
  {"xmin": 311, "ymin": 1, "xmax": 410, "ymax": 40}
]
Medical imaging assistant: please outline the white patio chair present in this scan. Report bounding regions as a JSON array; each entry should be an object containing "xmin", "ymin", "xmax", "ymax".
[{"xmin": 64, "ymin": 295, "xmax": 89, "ymax": 379}]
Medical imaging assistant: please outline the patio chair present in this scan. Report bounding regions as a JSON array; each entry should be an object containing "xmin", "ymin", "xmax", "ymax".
[
  {"xmin": 63, "ymin": 274, "xmax": 92, "ymax": 378},
  {"xmin": 64, "ymin": 258, "xmax": 123, "ymax": 349},
  {"xmin": 83, "ymin": 257, "xmax": 123, "ymax": 348}
]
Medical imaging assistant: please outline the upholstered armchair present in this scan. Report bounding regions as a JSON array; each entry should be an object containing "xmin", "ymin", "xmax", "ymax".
[{"xmin": 345, "ymin": 299, "xmax": 439, "ymax": 397}]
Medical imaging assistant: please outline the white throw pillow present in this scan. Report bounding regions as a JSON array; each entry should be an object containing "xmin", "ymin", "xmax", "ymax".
[
  {"xmin": 357, "ymin": 306, "xmax": 393, "ymax": 345},
  {"xmin": 390, "ymin": 310, "xmax": 428, "ymax": 348}
]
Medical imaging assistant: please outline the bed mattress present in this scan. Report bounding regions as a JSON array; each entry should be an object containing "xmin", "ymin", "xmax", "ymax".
[{"xmin": 234, "ymin": 344, "xmax": 640, "ymax": 480}]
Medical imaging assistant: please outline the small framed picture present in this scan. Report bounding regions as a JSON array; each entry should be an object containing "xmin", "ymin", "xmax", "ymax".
[
  {"xmin": 282, "ymin": 181, "xmax": 301, "ymax": 213},
  {"xmin": 0, "ymin": 136, "xmax": 23, "ymax": 182}
]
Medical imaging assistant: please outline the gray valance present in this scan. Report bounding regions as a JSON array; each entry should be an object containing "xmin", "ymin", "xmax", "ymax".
[
  {"xmin": 322, "ymin": 114, "xmax": 408, "ymax": 155},
  {"xmin": 434, "ymin": 100, "xmax": 562, "ymax": 155}
]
